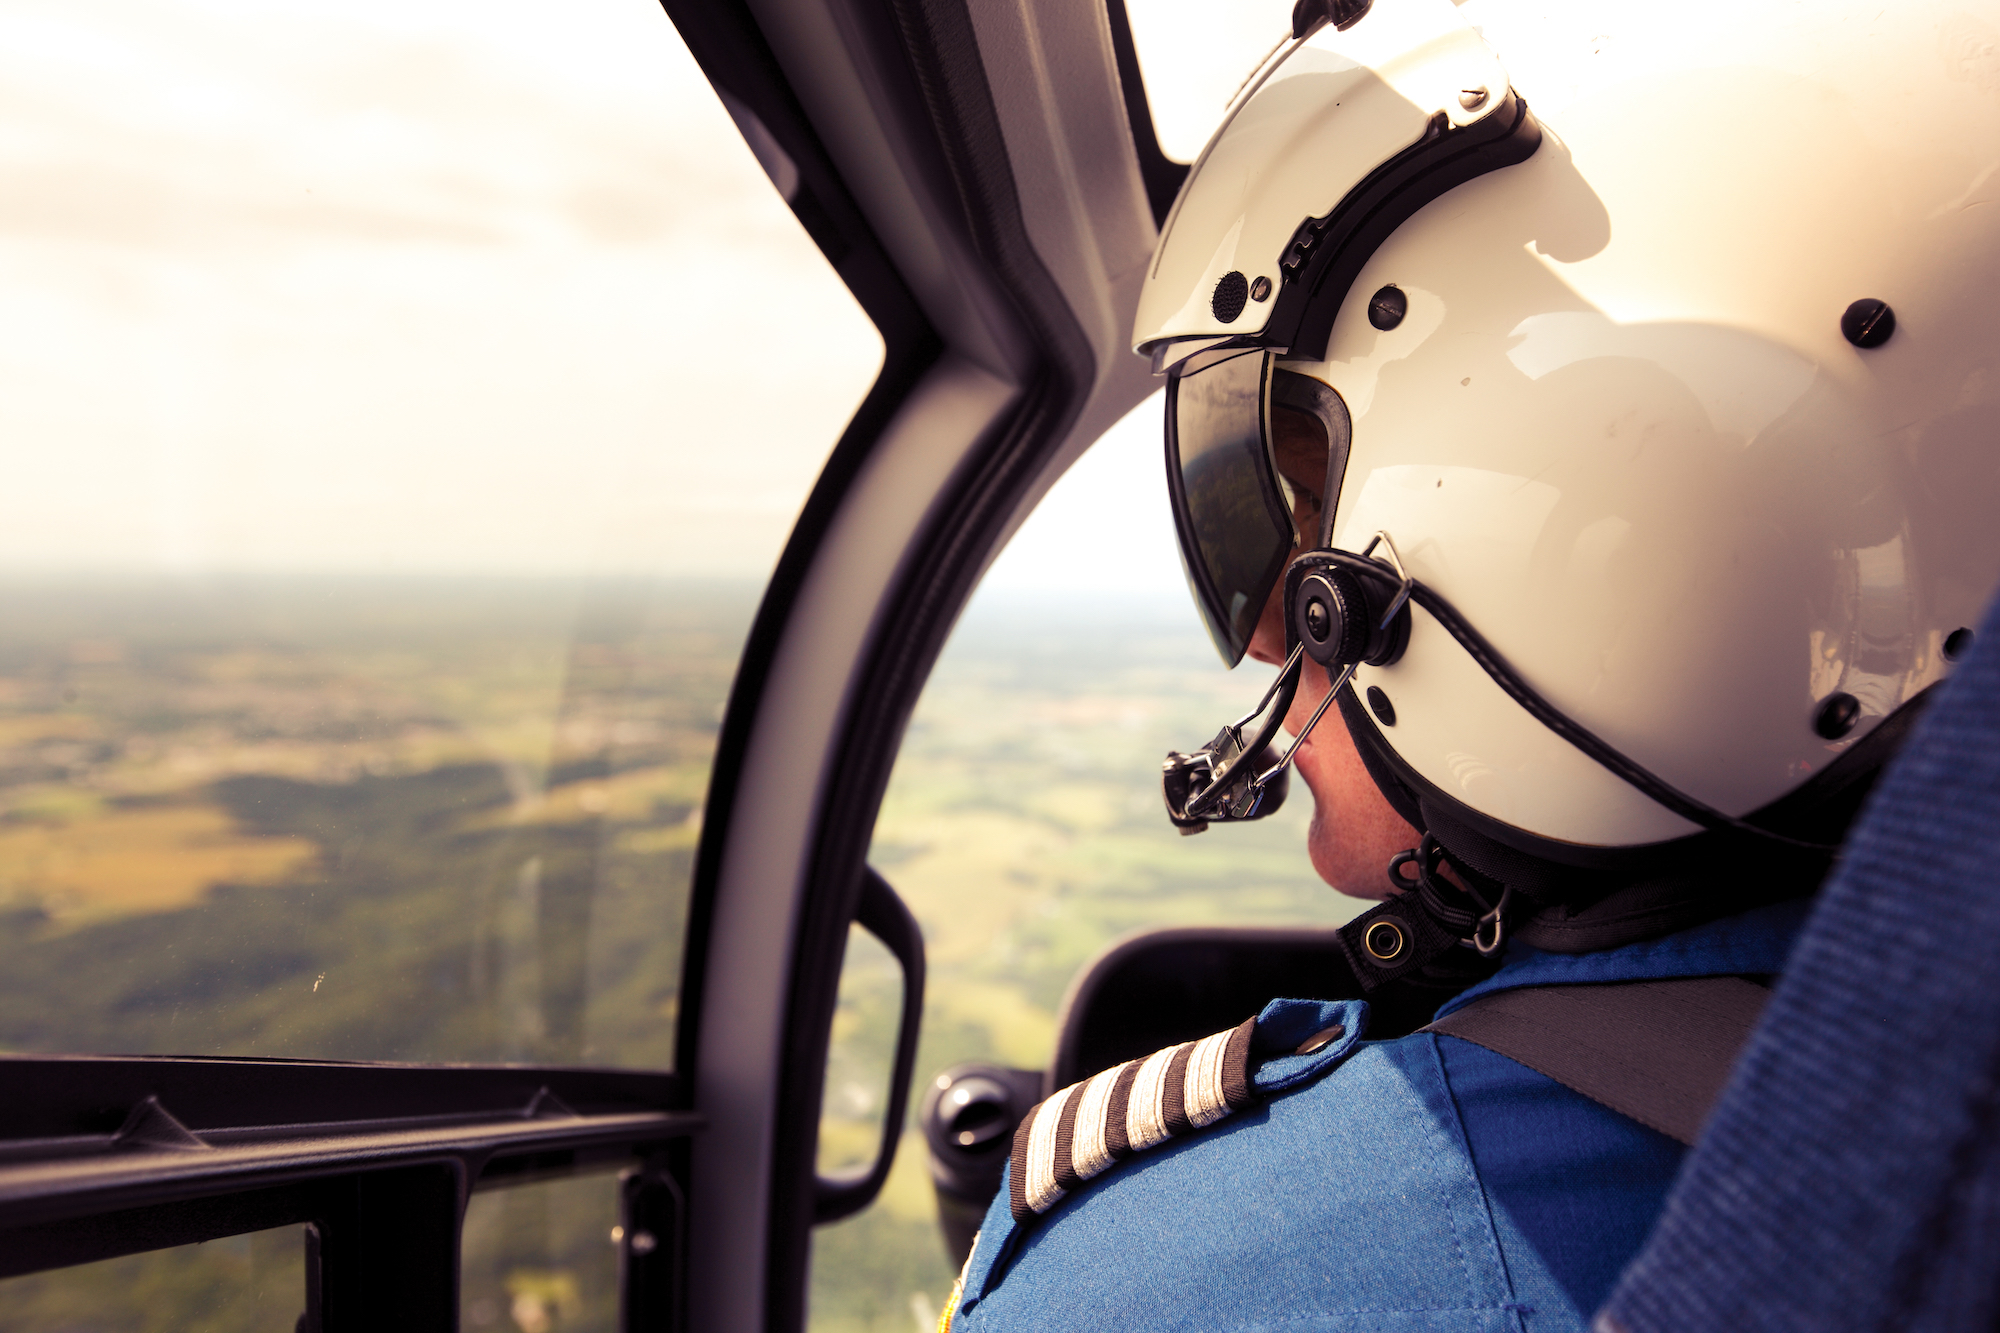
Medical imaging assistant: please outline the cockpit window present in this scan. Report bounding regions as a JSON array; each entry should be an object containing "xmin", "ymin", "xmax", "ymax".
[
  {"xmin": 1124, "ymin": 0, "xmax": 1301, "ymax": 161},
  {"xmin": 0, "ymin": 0, "xmax": 881, "ymax": 1068},
  {"xmin": 810, "ymin": 396, "xmax": 1349, "ymax": 1324}
]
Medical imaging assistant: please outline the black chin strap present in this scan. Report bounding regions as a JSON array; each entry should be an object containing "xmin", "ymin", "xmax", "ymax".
[
  {"xmin": 1332, "ymin": 836, "xmax": 1521, "ymax": 993},
  {"xmin": 1391, "ymin": 834, "xmax": 1517, "ymax": 956}
]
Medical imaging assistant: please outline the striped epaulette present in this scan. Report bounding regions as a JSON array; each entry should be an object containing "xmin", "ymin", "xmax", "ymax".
[{"xmin": 1008, "ymin": 1016, "xmax": 1258, "ymax": 1221}]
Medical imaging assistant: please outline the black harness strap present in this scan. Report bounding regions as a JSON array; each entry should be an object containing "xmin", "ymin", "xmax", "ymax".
[{"xmin": 1421, "ymin": 977, "xmax": 1770, "ymax": 1145}]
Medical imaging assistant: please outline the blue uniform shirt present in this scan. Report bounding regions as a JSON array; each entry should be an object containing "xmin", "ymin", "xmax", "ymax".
[{"xmin": 949, "ymin": 899, "xmax": 1810, "ymax": 1333}]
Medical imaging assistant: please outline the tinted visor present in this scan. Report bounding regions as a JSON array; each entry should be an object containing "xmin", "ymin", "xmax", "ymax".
[{"xmin": 1166, "ymin": 349, "xmax": 1292, "ymax": 665}]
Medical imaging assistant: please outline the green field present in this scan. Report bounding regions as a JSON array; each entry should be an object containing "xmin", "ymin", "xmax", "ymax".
[
  {"xmin": 0, "ymin": 576, "xmax": 733, "ymax": 1067},
  {"xmin": 0, "ymin": 577, "xmax": 1353, "ymax": 1330}
]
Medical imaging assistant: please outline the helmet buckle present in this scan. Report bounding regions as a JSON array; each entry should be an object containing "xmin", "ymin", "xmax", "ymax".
[{"xmin": 1470, "ymin": 886, "xmax": 1514, "ymax": 957}]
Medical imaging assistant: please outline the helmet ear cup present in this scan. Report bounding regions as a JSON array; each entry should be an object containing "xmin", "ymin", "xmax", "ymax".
[
  {"xmin": 1293, "ymin": 568, "xmax": 1370, "ymax": 667},
  {"xmin": 1286, "ymin": 554, "xmax": 1412, "ymax": 669}
]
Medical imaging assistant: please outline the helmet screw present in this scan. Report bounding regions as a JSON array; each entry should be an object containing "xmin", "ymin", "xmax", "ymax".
[
  {"xmin": 1458, "ymin": 87, "xmax": 1489, "ymax": 111},
  {"xmin": 1249, "ymin": 275, "xmax": 1272, "ymax": 302},
  {"xmin": 1305, "ymin": 597, "xmax": 1330, "ymax": 642},
  {"xmin": 1813, "ymin": 691, "xmax": 1862, "ymax": 740},
  {"xmin": 1367, "ymin": 285, "xmax": 1407, "ymax": 331},
  {"xmin": 1841, "ymin": 298, "xmax": 1895, "ymax": 348},
  {"xmin": 1944, "ymin": 627, "xmax": 1976, "ymax": 662}
]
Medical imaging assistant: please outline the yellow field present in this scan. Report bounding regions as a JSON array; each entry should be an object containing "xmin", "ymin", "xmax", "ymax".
[{"xmin": 0, "ymin": 801, "xmax": 318, "ymax": 928}]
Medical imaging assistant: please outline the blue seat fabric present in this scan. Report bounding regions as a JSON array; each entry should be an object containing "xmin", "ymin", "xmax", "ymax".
[{"xmin": 1601, "ymin": 590, "xmax": 2000, "ymax": 1333}]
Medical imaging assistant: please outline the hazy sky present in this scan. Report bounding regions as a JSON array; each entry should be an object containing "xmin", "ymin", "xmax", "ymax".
[
  {"xmin": 987, "ymin": 0, "xmax": 1293, "ymax": 602},
  {"xmin": 1127, "ymin": 0, "xmax": 1297, "ymax": 161},
  {"xmin": 0, "ymin": 0, "xmax": 1286, "ymax": 597}
]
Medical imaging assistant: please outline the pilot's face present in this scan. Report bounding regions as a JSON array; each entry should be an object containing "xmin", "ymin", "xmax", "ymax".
[{"xmin": 1245, "ymin": 405, "xmax": 1417, "ymax": 901}]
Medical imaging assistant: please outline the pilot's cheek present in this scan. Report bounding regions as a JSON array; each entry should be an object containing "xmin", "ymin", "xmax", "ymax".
[{"xmin": 1293, "ymin": 710, "xmax": 1418, "ymax": 902}]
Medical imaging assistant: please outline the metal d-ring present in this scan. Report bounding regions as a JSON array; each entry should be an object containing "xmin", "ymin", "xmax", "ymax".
[
  {"xmin": 1358, "ymin": 530, "xmax": 1415, "ymax": 630},
  {"xmin": 1470, "ymin": 884, "xmax": 1514, "ymax": 957},
  {"xmin": 1182, "ymin": 645, "xmax": 1305, "ymax": 819},
  {"xmin": 1386, "ymin": 847, "xmax": 1422, "ymax": 895}
]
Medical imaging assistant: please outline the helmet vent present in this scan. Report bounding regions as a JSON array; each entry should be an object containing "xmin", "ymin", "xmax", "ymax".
[
  {"xmin": 1212, "ymin": 271, "xmax": 1249, "ymax": 323},
  {"xmin": 1367, "ymin": 686, "xmax": 1397, "ymax": 727}
]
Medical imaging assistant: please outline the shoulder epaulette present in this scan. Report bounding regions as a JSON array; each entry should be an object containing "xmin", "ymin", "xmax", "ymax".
[{"xmin": 1007, "ymin": 1016, "xmax": 1258, "ymax": 1221}]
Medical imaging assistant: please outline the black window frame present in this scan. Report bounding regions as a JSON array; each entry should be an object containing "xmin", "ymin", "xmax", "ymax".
[
  {"xmin": 0, "ymin": 1056, "xmax": 696, "ymax": 1327},
  {"xmin": 669, "ymin": 0, "xmax": 1179, "ymax": 1325},
  {"xmin": 1103, "ymin": 0, "xmax": 1193, "ymax": 226}
]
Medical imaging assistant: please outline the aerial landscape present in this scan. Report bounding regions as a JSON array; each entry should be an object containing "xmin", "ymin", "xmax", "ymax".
[
  {"xmin": 0, "ymin": 574, "xmax": 713, "ymax": 1330},
  {"xmin": 0, "ymin": 0, "xmax": 1348, "ymax": 1324},
  {"xmin": 0, "ymin": 575, "xmax": 724, "ymax": 1069},
  {"xmin": 0, "ymin": 577, "xmax": 1349, "ymax": 1331}
]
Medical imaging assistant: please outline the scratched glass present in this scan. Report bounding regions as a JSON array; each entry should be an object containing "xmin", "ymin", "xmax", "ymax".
[{"xmin": 0, "ymin": 0, "xmax": 881, "ymax": 1066}]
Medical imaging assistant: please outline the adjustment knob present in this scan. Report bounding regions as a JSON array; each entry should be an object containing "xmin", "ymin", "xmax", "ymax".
[
  {"xmin": 937, "ymin": 1074, "xmax": 1013, "ymax": 1149},
  {"xmin": 1293, "ymin": 568, "xmax": 1370, "ymax": 667},
  {"xmin": 1304, "ymin": 598, "xmax": 1330, "ymax": 641}
]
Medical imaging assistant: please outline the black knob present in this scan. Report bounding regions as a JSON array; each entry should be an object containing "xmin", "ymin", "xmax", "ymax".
[
  {"xmin": 939, "ymin": 1075, "xmax": 1012, "ymax": 1149},
  {"xmin": 1304, "ymin": 597, "xmax": 1330, "ymax": 642},
  {"xmin": 1813, "ymin": 691, "xmax": 1861, "ymax": 740},
  {"xmin": 1841, "ymin": 298, "xmax": 1895, "ymax": 349},
  {"xmin": 925, "ymin": 1067, "xmax": 1042, "ymax": 1160},
  {"xmin": 1293, "ymin": 569, "xmax": 1368, "ymax": 667},
  {"xmin": 922, "ymin": 1063, "xmax": 1044, "ymax": 1265},
  {"xmin": 1367, "ymin": 284, "xmax": 1407, "ymax": 331}
]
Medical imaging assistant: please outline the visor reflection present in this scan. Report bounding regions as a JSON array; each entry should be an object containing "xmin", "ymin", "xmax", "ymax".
[{"xmin": 1166, "ymin": 350, "xmax": 1292, "ymax": 665}]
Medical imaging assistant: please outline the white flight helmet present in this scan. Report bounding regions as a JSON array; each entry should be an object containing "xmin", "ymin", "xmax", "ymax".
[{"xmin": 1146, "ymin": 0, "xmax": 2000, "ymax": 944}]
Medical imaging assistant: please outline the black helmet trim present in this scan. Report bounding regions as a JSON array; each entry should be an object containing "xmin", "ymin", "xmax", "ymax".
[
  {"xmin": 1270, "ymin": 371, "xmax": 1351, "ymax": 551},
  {"xmin": 1151, "ymin": 91, "xmax": 1541, "ymax": 668},
  {"xmin": 1262, "ymin": 91, "xmax": 1541, "ymax": 362}
]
